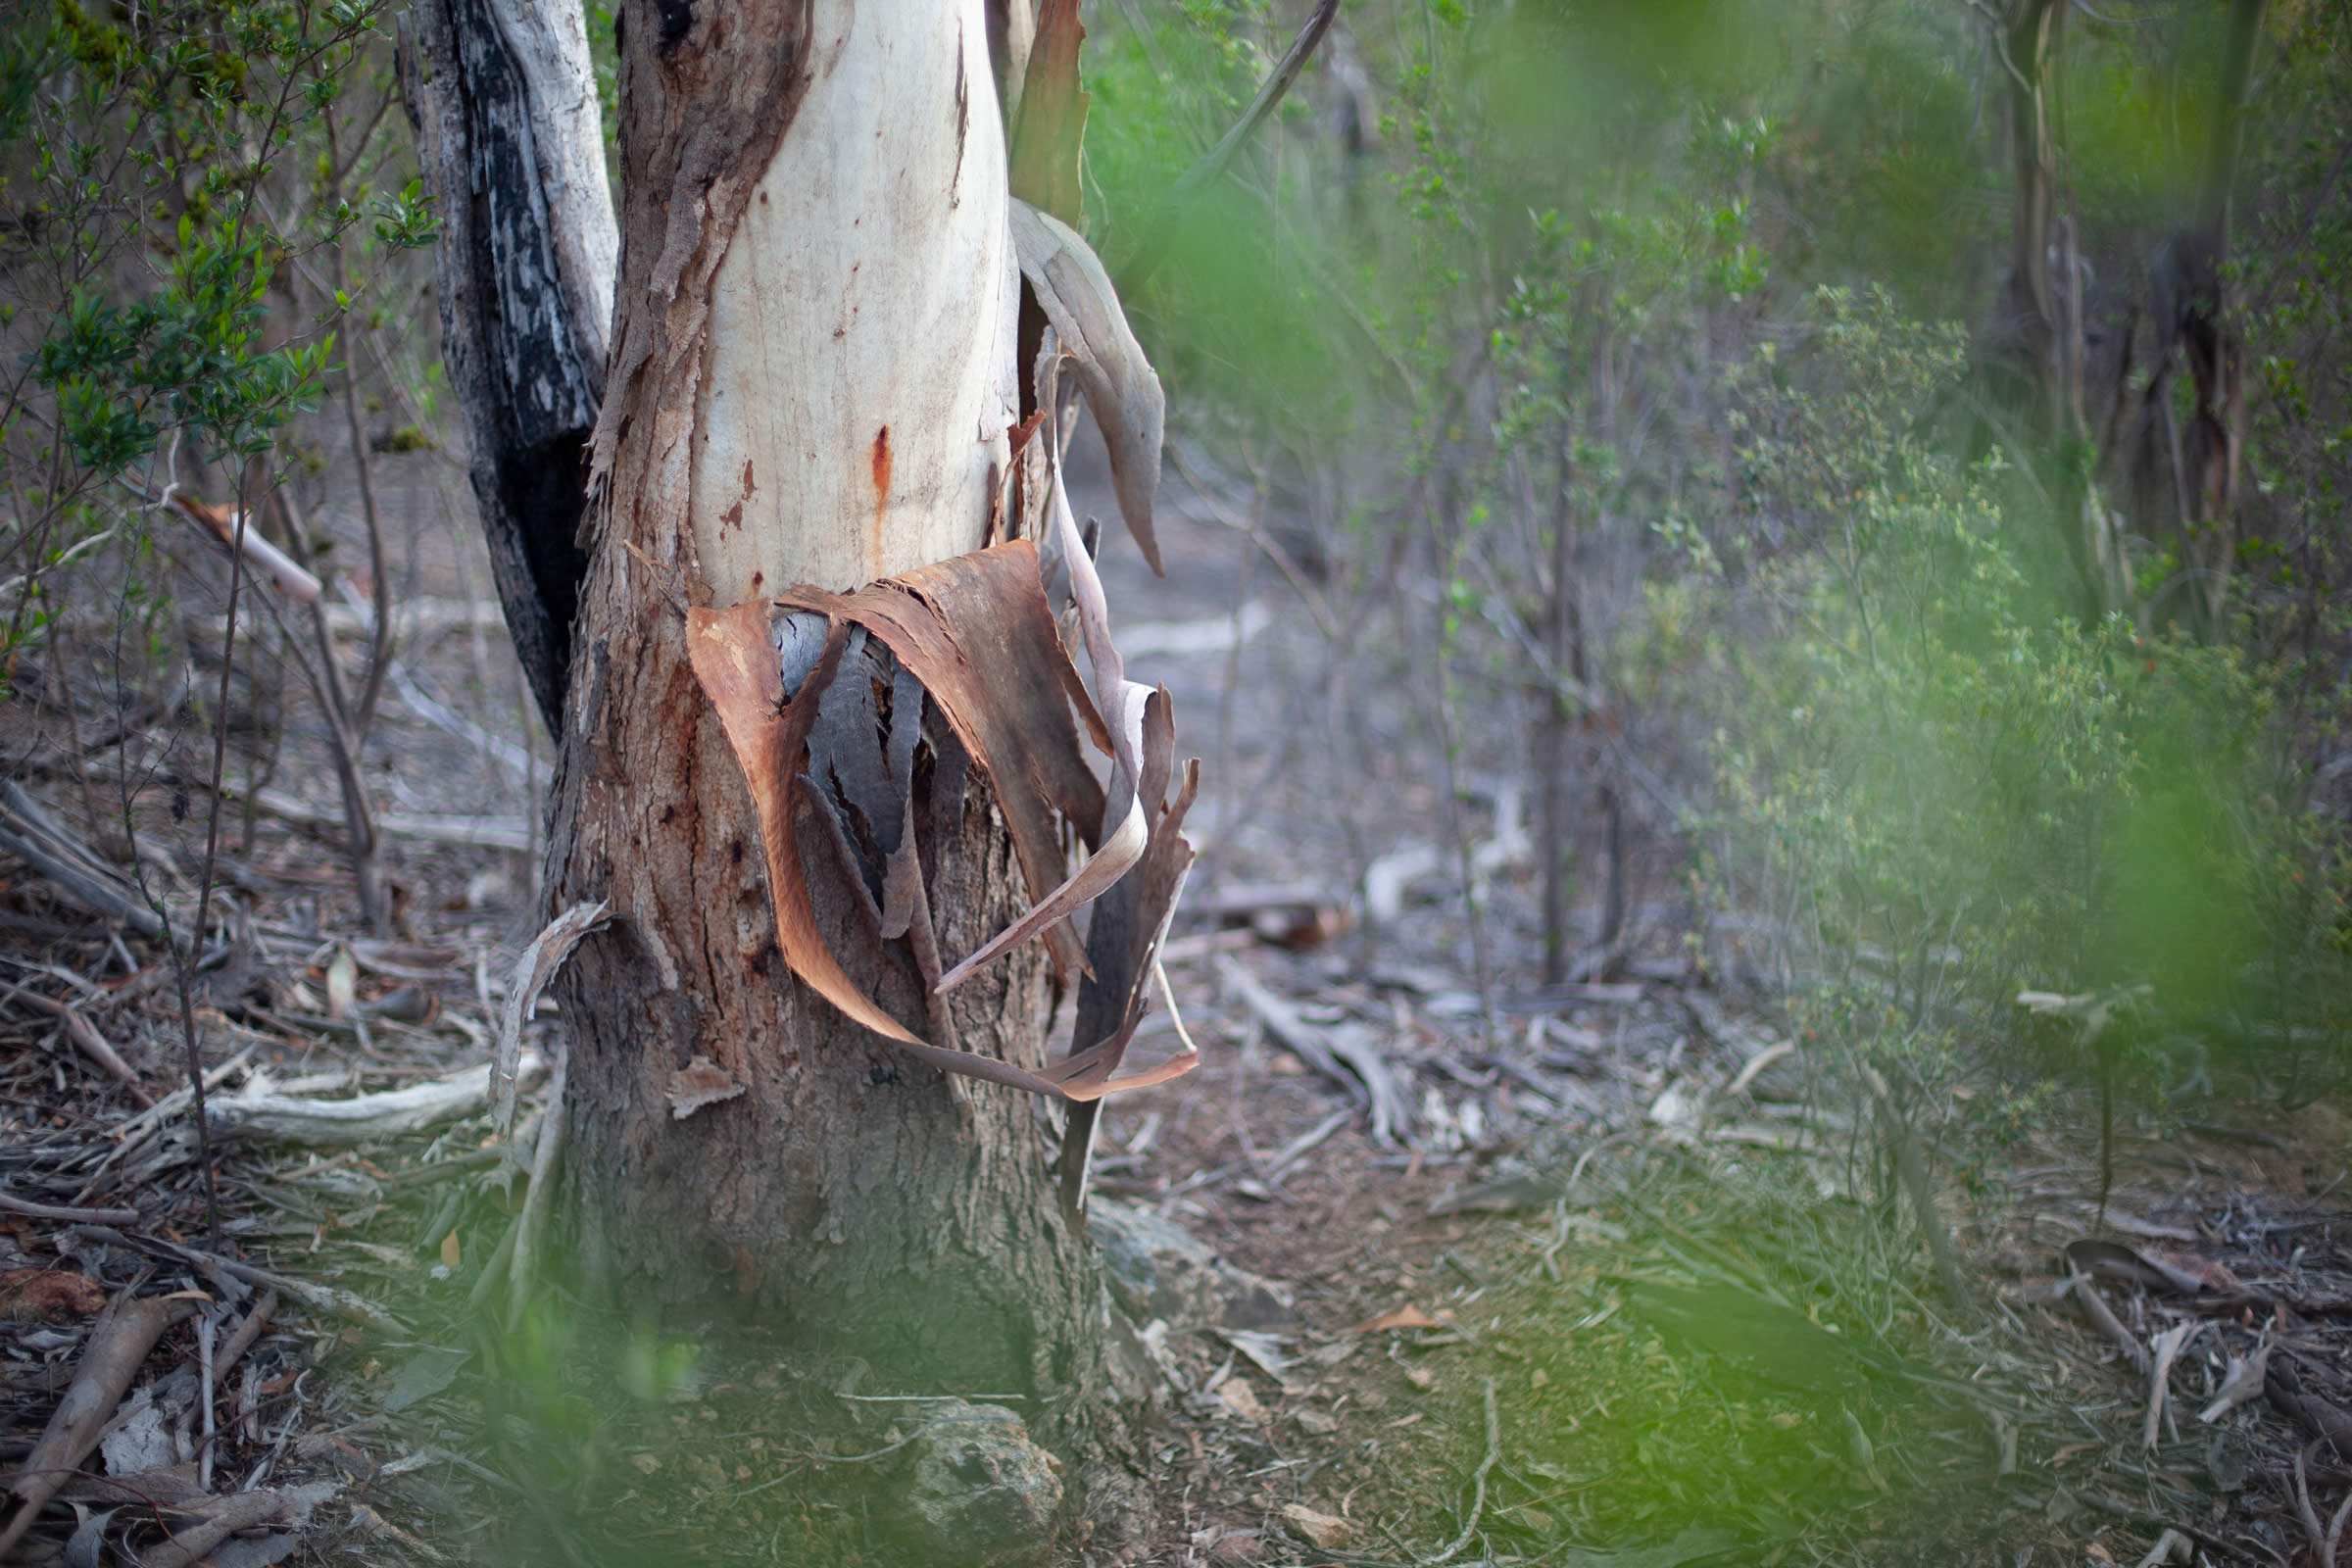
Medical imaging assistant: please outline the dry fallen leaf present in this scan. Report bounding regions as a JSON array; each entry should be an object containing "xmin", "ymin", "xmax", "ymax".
[
  {"xmin": 630, "ymin": 1453, "xmax": 661, "ymax": 1476},
  {"xmin": 438, "ymin": 1232, "xmax": 461, "ymax": 1270},
  {"xmin": 324, "ymin": 945, "xmax": 358, "ymax": 1019},
  {"xmin": 0, "ymin": 1268, "xmax": 105, "ymax": 1323},
  {"xmin": 1349, "ymin": 1305, "xmax": 1439, "ymax": 1335},
  {"xmin": 1217, "ymin": 1377, "xmax": 1270, "ymax": 1426},
  {"xmin": 1278, "ymin": 1504, "xmax": 1353, "ymax": 1550}
]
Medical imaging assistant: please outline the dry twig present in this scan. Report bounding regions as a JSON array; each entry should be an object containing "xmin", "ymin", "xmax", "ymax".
[
  {"xmin": 1219, "ymin": 956, "xmax": 1409, "ymax": 1146},
  {"xmin": 0, "ymin": 1192, "xmax": 141, "ymax": 1225},
  {"xmin": 506, "ymin": 1048, "xmax": 568, "ymax": 1320},
  {"xmin": 2, "ymin": 986, "xmax": 155, "ymax": 1107},
  {"xmin": 1423, "ymin": 1378, "xmax": 1501, "ymax": 1565},
  {"xmin": 2069, "ymin": 1268, "xmax": 2151, "ymax": 1375},
  {"xmin": 1120, "ymin": 0, "xmax": 1342, "ymax": 290},
  {"xmin": 2143, "ymin": 1321, "xmax": 2199, "ymax": 1450}
]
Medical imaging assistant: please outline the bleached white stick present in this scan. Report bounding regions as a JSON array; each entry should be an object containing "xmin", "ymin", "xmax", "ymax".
[{"xmin": 205, "ymin": 1052, "xmax": 542, "ymax": 1145}]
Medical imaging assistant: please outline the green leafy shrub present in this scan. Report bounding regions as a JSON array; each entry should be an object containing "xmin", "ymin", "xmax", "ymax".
[{"xmin": 1716, "ymin": 285, "xmax": 2350, "ymax": 1095}]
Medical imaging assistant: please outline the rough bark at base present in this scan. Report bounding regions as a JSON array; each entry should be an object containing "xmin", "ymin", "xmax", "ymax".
[{"xmin": 549, "ymin": 635, "xmax": 1102, "ymax": 1391}]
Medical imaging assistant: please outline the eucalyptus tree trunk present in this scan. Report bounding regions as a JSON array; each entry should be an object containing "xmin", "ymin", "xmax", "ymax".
[
  {"xmin": 1983, "ymin": 0, "xmax": 2267, "ymax": 629},
  {"xmin": 1990, "ymin": 0, "xmax": 2131, "ymax": 618},
  {"xmin": 413, "ymin": 0, "xmax": 1109, "ymax": 1398},
  {"xmin": 2113, "ymin": 0, "xmax": 2265, "ymax": 634}
]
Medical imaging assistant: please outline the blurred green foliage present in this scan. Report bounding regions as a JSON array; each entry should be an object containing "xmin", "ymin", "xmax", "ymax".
[
  {"xmin": 1717, "ymin": 286, "xmax": 2340, "ymax": 1065},
  {"xmin": 1085, "ymin": 0, "xmax": 2350, "ymax": 1106}
]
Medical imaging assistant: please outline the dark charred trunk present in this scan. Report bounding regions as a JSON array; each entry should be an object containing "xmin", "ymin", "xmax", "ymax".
[{"xmin": 403, "ymin": 0, "xmax": 604, "ymax": 733}]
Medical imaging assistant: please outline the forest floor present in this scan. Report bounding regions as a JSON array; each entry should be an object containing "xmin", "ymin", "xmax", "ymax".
[{"xmin": 3, "ymin": 441, "xmax": 2349, "ymax": 1568}]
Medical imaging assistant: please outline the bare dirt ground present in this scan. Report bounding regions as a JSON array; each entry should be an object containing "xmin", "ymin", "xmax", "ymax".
[{"xmin": 4, "ymin": 436, "xmax": 2350, "ymax": 1568}]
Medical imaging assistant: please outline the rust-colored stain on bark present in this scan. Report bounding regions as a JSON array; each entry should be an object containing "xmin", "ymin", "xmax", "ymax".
[
  {"xmin": 869, "ymin": 424, "xmax": 892, "ymax": 564},
  {"xmin": 741, "ymin": 459, "xmax": 756, "ymax": 497}
]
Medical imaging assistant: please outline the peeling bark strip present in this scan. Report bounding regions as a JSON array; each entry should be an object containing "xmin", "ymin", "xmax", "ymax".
[
  {"xmin": 405, "ymin": 0, "xmax": 612, "ymax": 729},
  {"xmin": 690, "ymin": 542, "xmax": 1200, "ymax": 1103},
  {"xmin": 1010, "ymin": 199, "xmax": 1166, "ymax": 574},
  {"xmin": 779, "ymin": 543, "xmax": 1105, "ymax": 974},
  {"xmin": 1008, "ymin": 0, "xmax": 1086, "ymax": 224},
  {"xmin": 489, "ymin": 900, "xmax": 609, "ymax": 1175}
]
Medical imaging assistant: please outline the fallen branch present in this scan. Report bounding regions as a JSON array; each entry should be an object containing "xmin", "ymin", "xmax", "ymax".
[
  {"xmin": 251, "ymin": 787, "xmax": 532, "ymax": 853},
  {"xmin": 140, "ymin": 1487, "xmax": 290, "ymax": 1568},
  {"xmin": 290, "ymin": 595, "xmax": 506, "ymax": 642},
  {"xmin": 3, "ymin": 988, "xmax": 155, "ymax": 1107},
  {"xmin": 333, "ymin": 578, "xmax": 533, "ymax": 781},
  {"xmin": 0, "ymin": 1291, "xmax": 184, "ymax": 1556},
  {"xmin": 1219, "ymin": 956, "xmax": 1409, "ymax": 1146},
  {"xmin": 0, "ymin": 783, "xmax": 167, "ymax": 942},
  {"xmin": 103, "ymin": 1045, "xmax": 256, "ymax": 1148},
  {"xmin": 204, "ymin": 1051, "xmax": 543, "ymax": 1145},
  {"xmin": 0, "ymin": 1193, "xmax": 141, "ymax": 1226},
  {"xmin": 169, "ymin": 492, "xmax": 320, "ymax": 603},
  {"xmin": 1261, "ymin": 1106, "xmax": 1352, "ymax": 1183},
  {"xmin": 2267, "ymin": 1355, "xmax": 2352, "ymax": 1452}
]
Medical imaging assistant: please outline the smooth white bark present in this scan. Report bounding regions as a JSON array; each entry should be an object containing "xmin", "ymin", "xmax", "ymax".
[{"xmin": 690, "ymin": 0, "xmax": 1017, "ymax": 601}]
